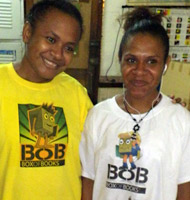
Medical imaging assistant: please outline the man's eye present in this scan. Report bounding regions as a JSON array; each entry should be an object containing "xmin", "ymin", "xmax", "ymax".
[{"xmin": 47, "ymin": 37, "xmax": 55, "ymax": 44}]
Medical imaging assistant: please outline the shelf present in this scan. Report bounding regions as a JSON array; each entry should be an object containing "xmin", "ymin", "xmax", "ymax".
[
  {"xmin": 99, "ymin": 76, "xmax": 123, "ymax": 87},
  {"xmin": 124, "ymin": 2, "xmax": 190, "ymax": 7}
]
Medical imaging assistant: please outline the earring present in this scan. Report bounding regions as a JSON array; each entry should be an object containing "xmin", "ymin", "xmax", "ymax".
[{"xmin": 163, "ymin": 64, "xmax": 167, "ymax": 74}]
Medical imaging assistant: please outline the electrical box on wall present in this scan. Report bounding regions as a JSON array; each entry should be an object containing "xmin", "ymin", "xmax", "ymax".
[
  {"xmin": 0, "ymin": 42, "xmax": 24, "ymax": 63},
  {"xmin": 0, "ymin": 0, "xmax": 24, "ymax": 63}
]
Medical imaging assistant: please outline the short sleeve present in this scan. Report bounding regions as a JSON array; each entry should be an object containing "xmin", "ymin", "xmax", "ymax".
[
  {"xmin": 79, "ymin": 111, "xmax": 96, "ymax": 180},
  {"xmin": 79, "ymin": 87, "xmax": 93, "ymax": 132},
  {"xmin": 177, "ymin": 111, "xmax": 190, "ymax": 184}
]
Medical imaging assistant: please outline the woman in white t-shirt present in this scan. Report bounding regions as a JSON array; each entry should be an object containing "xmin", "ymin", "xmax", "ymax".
[{"xmin": 80, "ymin": 7, "xmax": 190, "ymax": 200}]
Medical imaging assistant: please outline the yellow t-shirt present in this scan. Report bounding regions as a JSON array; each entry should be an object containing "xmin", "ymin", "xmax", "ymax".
[{"xmin": 0, "ymin": 63, "xmax": 93, "ymax": 200}]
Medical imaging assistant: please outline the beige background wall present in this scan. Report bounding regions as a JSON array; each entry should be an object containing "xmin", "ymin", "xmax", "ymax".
[{"xmin": 161, "ymin": 61, "xmax": 190, "ymax": 110}]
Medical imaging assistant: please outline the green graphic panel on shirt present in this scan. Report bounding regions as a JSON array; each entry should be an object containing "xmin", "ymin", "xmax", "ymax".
[{"xmin": 18, "ymin": 104, "xmax": 68, "ymax": 168}]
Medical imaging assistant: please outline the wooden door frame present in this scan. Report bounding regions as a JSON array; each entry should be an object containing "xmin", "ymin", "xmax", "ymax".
[{"xmin": 87, "ymin": 0, "xmax": 103, "ymax": 104}]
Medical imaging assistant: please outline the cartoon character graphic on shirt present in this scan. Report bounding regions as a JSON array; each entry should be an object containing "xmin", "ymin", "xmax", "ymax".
[
  {"xmin": 116, "ymin": 131, "xmax": 141, "ymax": 169},
  {"xmin": 28, "ymin": 103, "xmax": 58, "ymax": 148}
]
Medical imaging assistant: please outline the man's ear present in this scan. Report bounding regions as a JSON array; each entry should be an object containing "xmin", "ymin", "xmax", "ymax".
[{"xmin": 22, "ymin": 22, "xmax": 32, "ymax": 43}]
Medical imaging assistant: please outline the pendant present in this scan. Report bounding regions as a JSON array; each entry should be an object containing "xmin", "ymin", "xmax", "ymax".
[
  {"xmin": 116, "ymin": 131, "xmax": 141, "ymax": 170},
  {"xmin": 133, "ymin": 124, "xmax": 140, "ymax": 132}
]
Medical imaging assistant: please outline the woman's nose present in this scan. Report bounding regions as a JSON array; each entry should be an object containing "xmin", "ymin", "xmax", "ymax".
[
  {"xmin": 51, "ymin": 44, "xmax": 63, "ymax": 60},
  {"xmin": 133, "ymin": 62, "xmax": 146, "ymax": 75}
]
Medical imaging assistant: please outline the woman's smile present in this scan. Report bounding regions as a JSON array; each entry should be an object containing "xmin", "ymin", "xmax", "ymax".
[
  {"xmin": 43, "ymin": 58, "xmax": 58, "ymax": 70},
  {"xmin": 131, "ymin": 79, "xmax": 147, "ymax": 87}
]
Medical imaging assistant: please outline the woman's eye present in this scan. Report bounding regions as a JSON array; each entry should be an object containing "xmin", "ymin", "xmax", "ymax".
[
  {"xmin": 65, "ymin": 46, "xmax": 74, "ymax": 53},
  {"xmin": 47, "ymin": 37, "xmax": 55, "ymax": 44},
  {"xmin": 125, "ymin": 58, "xmax": 136, "ymax": 64},
  {"xmin": 147, "ymin": 59, "xmax": 157, "ymax": 64}
]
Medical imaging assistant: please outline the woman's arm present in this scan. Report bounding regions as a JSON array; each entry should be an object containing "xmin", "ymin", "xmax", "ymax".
[
  {"xmin": 177, "ymin": 182, "xmax": 190, "ymax": 200},
  {"xmin": 81, "ymin": 177, "xmax": 94, "ymax": 200}
]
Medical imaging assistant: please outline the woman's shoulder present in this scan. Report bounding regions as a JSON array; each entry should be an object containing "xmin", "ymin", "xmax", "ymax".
[
  {"xmin": 57, "ymin": 72, "xmax": 81, "ymax": 85},
  {"xmin": 162, "ymin": 94, "xmax": 190, "ymax": 117},
  {"xmin": 57, "ymin": 72, "xmax": 88, "ymax": 93},
  {"xmin": 0, "ymin": 63, "xmax": 13, "ymax": 81},
  {"xmin": 88, "ymin": 96, "xmax": 116, "ymax": 117},
  {"xmin": 0, "ymin": 62, "xmax": 12, "ymax": 72},
  {"xmin": 94, "ymin": 96, "xmax": 115, "ymax": 108}
]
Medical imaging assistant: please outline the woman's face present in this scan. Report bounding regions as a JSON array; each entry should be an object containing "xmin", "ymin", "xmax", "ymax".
[
  {"xmin": 22, "ymin": 9, "xmax": 81, "ymax": 83},
  {"xmin": 121, "ymin": 33, "xmax": 170, "ymax": 99}
]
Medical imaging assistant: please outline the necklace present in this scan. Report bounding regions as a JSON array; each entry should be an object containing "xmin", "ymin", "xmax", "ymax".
[
  {"xmin": 117, "ymin": 93, "xmax": 161, "ymax": 170},
  {"xmin": 123, "ymin": 102, "xmax": 152, "ymax": 133},
  {"xmin": 123, "ymin": 93, "xmax": 161, "ymax": 133}
]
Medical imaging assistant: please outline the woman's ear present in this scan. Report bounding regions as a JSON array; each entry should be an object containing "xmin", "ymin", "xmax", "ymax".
[
  {"xmin": 166, "ymin": 56, "xmax": 171, "ymax": 69},
  {"xmin": 163, "ymin": 56, "xmax": 171, "ymax": 75},
  {"xmin": 22, "ymin": 22, "xmax": 32, "ymax": 43}
]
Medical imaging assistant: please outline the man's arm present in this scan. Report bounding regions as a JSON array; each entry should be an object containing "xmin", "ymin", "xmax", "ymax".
[
  {"xmin": 81, "ymin": 177, "xmax": 94, "ymax": 200},
  {"xmin": 177, "ymin": 182, "xmax": 190, "ymax": 200}
]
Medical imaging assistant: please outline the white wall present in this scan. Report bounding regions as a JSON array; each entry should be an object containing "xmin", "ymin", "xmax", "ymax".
[{"xmin": 100, "ymin": 0, "xmax": 127, "ymax": 77}]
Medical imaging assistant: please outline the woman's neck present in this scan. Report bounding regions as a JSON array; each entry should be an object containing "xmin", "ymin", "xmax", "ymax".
[{"xmin": 117, "ymin": 92, "xmax": 161, "ymax": 114}]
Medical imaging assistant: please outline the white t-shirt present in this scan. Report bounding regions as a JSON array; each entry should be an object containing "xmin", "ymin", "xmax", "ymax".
[{"xmin": 80, "ymin": 94, "xmax": 190, "ymax": 200}]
